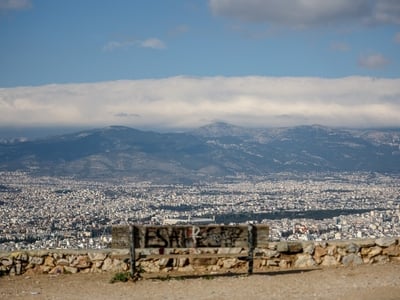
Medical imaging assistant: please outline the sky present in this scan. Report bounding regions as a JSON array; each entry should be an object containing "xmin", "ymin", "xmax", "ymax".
[{"xmin": 0, "ymin": 0, "xmax": 400, "ymax": 130}]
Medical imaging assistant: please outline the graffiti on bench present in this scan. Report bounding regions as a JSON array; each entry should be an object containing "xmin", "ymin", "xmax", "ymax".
[{"xmin": 112, "ymin": 224, "xmax": 269, "ymax": 249}]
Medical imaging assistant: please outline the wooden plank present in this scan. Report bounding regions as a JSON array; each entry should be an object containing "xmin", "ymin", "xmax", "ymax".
[{"xmin": 112, "ymin": 224, "xmax": 269, "ymax": 249}]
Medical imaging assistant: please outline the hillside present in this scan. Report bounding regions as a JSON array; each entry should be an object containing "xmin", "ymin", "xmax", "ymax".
[{"xmin": 0, "ymin": 123, "xmax": 399, "ymax": 182}]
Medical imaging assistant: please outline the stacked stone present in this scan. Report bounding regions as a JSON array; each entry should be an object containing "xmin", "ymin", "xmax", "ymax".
[
  {"xmin": 256, "ymin": 237, "xmax": 400, "ymax": 270},
  {"xmin": 139, "ymin": 247, "xmax": 247, "ymax": 273},
  {"xmin": 0, "ymin": 249, "xmax": 129, "ymax": 276},
  {"xmin": 1, "ymin": 237, "xmax": 400, "ymax": 276}
]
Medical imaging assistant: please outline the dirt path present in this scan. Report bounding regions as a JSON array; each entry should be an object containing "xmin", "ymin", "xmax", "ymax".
[{"xmin": 1, "ymin": 263, "xmax": 400, "ymax": 300}]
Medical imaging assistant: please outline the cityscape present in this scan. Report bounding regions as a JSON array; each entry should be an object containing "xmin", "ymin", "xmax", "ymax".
[{"xmin": 1, "ymin": 171, "xmax": 399, "ymax": 251}]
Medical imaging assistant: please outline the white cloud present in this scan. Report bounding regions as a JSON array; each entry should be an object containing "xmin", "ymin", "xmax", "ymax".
[
  {"xmin": 1, "ymin": 76, "xmax": 400, "ymax": 129},
  {"xmin": 0, "ymin": 0, "xmax": 31, "ymax": 11},
  {"xmin": 358, "ymin": 53, "xmax": 390, "ymax": 69},
  {"xmin": 139, "ymin": 38, "xmax": 166, "ymax": 49},
  {"xmin": 103, "ymin": 38, "xmax": 166, "ymax": 51},
  {"xmin": 208, "ymin": 0, "xmax": 400, "ymax": 27}
]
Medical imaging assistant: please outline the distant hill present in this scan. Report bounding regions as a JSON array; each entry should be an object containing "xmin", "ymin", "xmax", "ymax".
[{"xmin": 0, "ymin": 123, "xmax": 399, "ymax": 182}]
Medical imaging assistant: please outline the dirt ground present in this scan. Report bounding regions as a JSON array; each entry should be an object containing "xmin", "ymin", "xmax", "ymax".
[{"xmin": 1, "ymin": 263, "xmax": 400, "ymax": 300}]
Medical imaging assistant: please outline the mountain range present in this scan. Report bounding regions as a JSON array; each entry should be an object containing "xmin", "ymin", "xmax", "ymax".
[{"xmin": 0, "ymin": 122, "xmax": 399, "ymax": 183}]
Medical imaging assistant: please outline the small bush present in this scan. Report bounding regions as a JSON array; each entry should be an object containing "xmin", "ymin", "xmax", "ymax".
[{"xmin": 110, "ymin": 272, "xmax": 130, "ymax": 283}]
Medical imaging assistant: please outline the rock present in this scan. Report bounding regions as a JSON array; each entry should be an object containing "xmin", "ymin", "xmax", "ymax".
[
  {"xmin": 32, "ymin": 250, "xmax": 48, "ymax": 257},
  {"xmin": 288, "ymin": 242, "xmax": 303, "ymax": 253},
  {"xmin": 53, "ymin": 253, "xmax": 64, "ymax": 260},
  {"xmin": 279, "ymin": 260, "xmax": 290, "ymax": 268},
  {"xmin": 223, "ymin": 258, "xmax": 238, "ymax": 269},
  {"xmin": 161, "ymin": 267, "xmax": 172, "ymax": 273},
  {"xmin": 56, "ymin": 259, "xmax": 69, "ymax": 266},
  {"xmin": 321, "ymin": 255, "xmax": 339, "ymax": 267},
  {"xmin": 354, "ymin": 239, "xmax": 376, "ymax": 248},
  {"xmin": 362, "ymin": 257, "xmax": 371, "ymax": 264},
  {"xmin": 342, "ymin": 254, "xmax": 363, "ymax": 267},
  {"xmin": 267, "ymin": 259, "xmax": 279, "ymax": 267},
  {"xmin": 94, "ymin": 260, "xmax": 103, "ymax": 269},
  {"xmin": 294, "ymin": 254, "xmax": 316, "ymax": 268},
  {"xmin": 208, "ymin": 265, "xmax": 220, "ymax": 272},
  {"xmin": 30, "ymin": 256, "xmax": 44, "ymax": 265},
  {"xmin": 218, "ymin": 248, "xmax": 242, "ymax": 255},
  {"xmin": 329, "ymin": 240, "xmax": 348, "ymax": 248},
  {"xmin": 15, "ymin": 252, "xmax": 29, "ymax": 262},
  {"xmin": 178, "ymin": 265, "xmax": 194, "ymax": 272},
  {"xmin": 88, "ymin": 252, "xmax": 107, "ymax": 261},
  {"xmin": 326, "ymin": 245, "xmax": 337, "ymax": 256},
  {"xmin": 140, "ymin": 261, "xmax": 160, "ymax": 273},
  {"xmin": 110, "ymin": 258, "xmax": 128, "ymax": 272},
  {"xmin": 67, "ymin": 255, "xmax": 76, "ymax": 265},
  {"xmin": 314, "ymin": 246, "xmax": 327, "ymax": 261},
  {"xmin": 109, "ymin": 249, "xmax": 130, "ymax": 258},
  {"xmin": 383, "ymin": 245, "xmax": 400, "ymax": 257},
  {"xmin": 372, "ymin": 255, "xmax": 390, "ymax": 264},
  {"xmin": 49, "ymin": 265, "xmax": 64, "ymax": 274},
  {"xmin": 360, "ymin": 247, "xmax": 370, "ymax": 256},
  {"xmin": 74, "ymin": 256, "xmax": 91, "ymax": 269},
  {"xmin": 337, "ymin": 247, "xmax": 347, "ymax": 257},
  {"xmin": 303, "ymin": 243, "xmax": 315, "ymax": 255},
  {"xmin": 44, "ymin": 256, "xmax": 55, "ymax": 267},
  {"xmin": 276, "ymin": 242, "xmax": 288, "ymax": 253},
  {"xmin": 39, "ymin": 265, "xmax": 53, "ymax": 273},
  {"xmin": 390, "ymin": 256, "xmax": 400, "ymax": 263},
  {"xmin": 261, "ymin": 249, "xmax": 280, "ymax": 258},
  {"xmin": 15, "ymin": 262, "xmax": 22, "ymax": 275},
  {"xmin": 376, "ymin": 237, "xmax": 397, "ymax": 247},
  {"xmin": 64, "ymin": 266, "xmax": 78, "ymax": 274},
  {"xmin": 267, "ymin": 242, "xmax": 278, "ymax": 250},
  {"xmin": 367, "ymin": 246, "xmax": 382, "ymax": 258},
  {"xmin": 191, "ymin": 257, "xmax": 218, "ymax": 266},
  {"xmin": 81, "ymin": 267, "xmax": 93, "ymax": 274},
  {"xmin": 1, "ymin": 257, "xmax": 13, "ymax": 266},
  {"xmin": 101, "ymin": 258, "xmax": 113, "ymax": 272},
  {"xmin": 346, "ymin": 243, "xmax": 359, "ymax": 254},
  {"xmin": 24, "ymin": 265, "xmax": 44, "ymax": 275}
]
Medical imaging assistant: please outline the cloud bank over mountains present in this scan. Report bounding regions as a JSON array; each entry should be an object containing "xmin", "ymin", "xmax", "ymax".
[{"xmin": 0, "ymin": 76, "xmax": 399, "ymax": 129}]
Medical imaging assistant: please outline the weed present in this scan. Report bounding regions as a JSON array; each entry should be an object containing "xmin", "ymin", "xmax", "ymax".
[{"xmin": 110, "ymin": 272, "xmax": 130, "ymax": 283}]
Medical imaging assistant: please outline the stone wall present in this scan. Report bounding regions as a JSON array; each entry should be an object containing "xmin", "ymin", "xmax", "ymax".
[
  {"xmin": 0, "ymin": 249, "xmax": 130, "ymax": 276},
  {"xmin": 1, "ymin": 237, "xmax": 399, "ymax": 276}
]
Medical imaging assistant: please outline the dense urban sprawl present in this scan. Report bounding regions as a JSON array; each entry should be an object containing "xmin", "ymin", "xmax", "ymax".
[{"xmin": 0, "ymin": 171, "xmax": 399, "ymax": 251}]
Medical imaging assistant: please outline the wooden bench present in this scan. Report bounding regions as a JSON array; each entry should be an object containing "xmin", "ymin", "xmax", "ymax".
[{"xmin": 112, "ymin": 224, "xmax": 269, "ymax": 276}]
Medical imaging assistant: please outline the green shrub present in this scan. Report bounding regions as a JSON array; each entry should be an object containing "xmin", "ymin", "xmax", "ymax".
[{"xmin": 110, "ymin": 272, "xmax": 130, "ymax": 283}]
